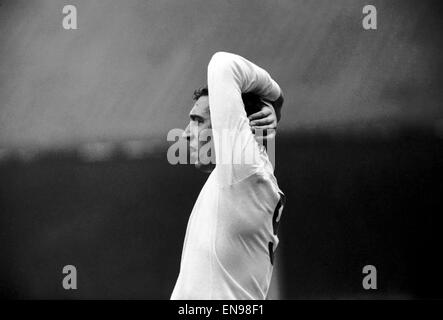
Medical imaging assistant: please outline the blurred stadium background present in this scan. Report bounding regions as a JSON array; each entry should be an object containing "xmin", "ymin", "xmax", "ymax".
[{"xmin": 1, "ymin": 0, "xmax": 442, "ymax": 299}]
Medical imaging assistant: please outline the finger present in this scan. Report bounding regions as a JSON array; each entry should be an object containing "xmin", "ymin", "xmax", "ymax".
[
  {"xmin": 250, "ymin": 117, "xmax": 274, "ymax": 126},
  {"xmin": 248, "ymin": 109, "xmax": 271, "ymax": 121}
]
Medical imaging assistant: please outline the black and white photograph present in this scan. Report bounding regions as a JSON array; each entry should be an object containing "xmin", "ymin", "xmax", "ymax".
[{"xmin": 0, "ymin": 0, "xmax": 442, "ymax": 305}]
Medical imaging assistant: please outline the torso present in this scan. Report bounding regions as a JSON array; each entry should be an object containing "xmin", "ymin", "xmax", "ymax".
[{"xmin": 171, "ymin": 150, "xmax": 285, "ymax": 300}]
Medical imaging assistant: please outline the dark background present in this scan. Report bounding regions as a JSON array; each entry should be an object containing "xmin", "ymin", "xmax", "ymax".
[
  {"xmin": 1, "ymin": 125, "xmax": 442, "ymax": 299},
  {"xmin": 1, "ymin": 0, "xmax": 443, "ymax": 299}
]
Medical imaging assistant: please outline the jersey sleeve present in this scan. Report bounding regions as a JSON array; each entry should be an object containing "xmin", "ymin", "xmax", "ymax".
[{"xmin": 207, "ymin": 52, "xmax": 281, "ymax": 185}]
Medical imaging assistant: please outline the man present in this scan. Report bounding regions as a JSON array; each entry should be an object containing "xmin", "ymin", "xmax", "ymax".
[{"xmin": 171, "ymin": 52, "xmax": 285, "ymax": 300}]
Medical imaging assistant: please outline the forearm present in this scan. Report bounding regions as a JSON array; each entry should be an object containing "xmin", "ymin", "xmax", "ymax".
[{"xmin": 208, "ymin": 52, "xmax": 282, "ymax": 103}]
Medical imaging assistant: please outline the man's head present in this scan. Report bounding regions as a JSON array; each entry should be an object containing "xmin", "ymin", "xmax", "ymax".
[
  {"xmin": 182, "ymin": 87, "xmax": 214, "ymax": 172},
  {"xmin": 182, "ymin": 86, "xmax": 264, "ymax": 173}
]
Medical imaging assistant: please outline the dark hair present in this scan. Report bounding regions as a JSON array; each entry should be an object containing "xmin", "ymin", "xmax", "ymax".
[
  {"xmin": 193, "ymin": 86, "xmax": 209, "ymax": 101},
  {"xmin": 193, "ymin": 85, "xmax": 262, "ymax": 117}
]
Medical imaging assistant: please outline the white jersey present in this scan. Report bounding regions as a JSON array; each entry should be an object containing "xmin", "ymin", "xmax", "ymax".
[{"xmin": 171, "ymin": 52, "xmax": 285, "ymax": 300}]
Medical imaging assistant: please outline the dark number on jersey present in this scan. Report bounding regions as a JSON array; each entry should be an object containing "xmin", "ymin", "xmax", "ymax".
[{"xmin": 268, "ymin": 195, "xmax": 284, "ymax": 265}]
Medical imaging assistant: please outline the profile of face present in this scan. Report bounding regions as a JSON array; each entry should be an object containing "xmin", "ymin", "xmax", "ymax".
[{"xmin": 182, "ymin": 96, "xmax": 215, "ymax": 173}]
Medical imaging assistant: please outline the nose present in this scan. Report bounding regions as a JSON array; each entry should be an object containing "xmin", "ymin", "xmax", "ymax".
[{"xmin": 182, "ymin": 124, "xmax": 191, "ymax": 141}]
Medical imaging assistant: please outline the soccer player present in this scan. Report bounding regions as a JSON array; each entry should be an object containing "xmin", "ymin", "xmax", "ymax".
[{"xmin": 171, "ymin": 52, "xmax": 285, "ymax": 300}]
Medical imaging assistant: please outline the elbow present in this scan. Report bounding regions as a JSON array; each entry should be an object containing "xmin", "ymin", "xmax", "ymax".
[
  {"xmin": 208, "ymin": 51, "xmax": 237, "ymax": 77},
  {"xmin": 209, "ymin": 51, "xmax": 235, "ymax": 66}
]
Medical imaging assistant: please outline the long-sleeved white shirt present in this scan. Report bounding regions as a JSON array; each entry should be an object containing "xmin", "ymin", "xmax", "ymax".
[{"xmin": 171, "ymin": 52, "xmax": 285, "ymax": 300}]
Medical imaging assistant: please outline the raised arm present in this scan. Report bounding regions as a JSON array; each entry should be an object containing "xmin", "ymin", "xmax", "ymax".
[
  {"xmin": 208, "ymin": 52, "xmax": 281, "ymax": 103},
  {"xmin": 207, "ymin": 52, "xmax": 282, "ymax": 184},
  {"xmin": 207, "ymin": 52, "xmax": 282, "ymax": 131}
]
